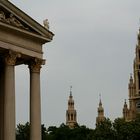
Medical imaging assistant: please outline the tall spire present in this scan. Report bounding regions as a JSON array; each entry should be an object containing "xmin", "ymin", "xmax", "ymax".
[
  {"xmin": 96, "ymin": 94, "xmax": 105, "ymax": 125},
  {"xmin": 66, "ymin": 86, "xmax": 77, "ymax": 128},
  {"xmin": 98, "ymin": 94, "xmax": 103, "ymax": 113},
  {"xmin": 137, "ymin": 26, "xmax": 140, "ymax": 45},
  {"xmin": 70, "ymin": 85, "xmax": 72, "ymax": 97},
  {"xmin": 129, "ymin": 73, "xmax": 134, "ymax": 93},
  {"xmin": 129, "ymin": 73, "xmax": 133, "ymax": 83},
  {"xmin": 123, "ymin": 99, "xmax": 129, "ymax": 121},
  {"xmin": 124, "ymin": 99, "xmax": 128, "ymax": 108},
  {"xmin": 99, "ymin": 94, "xmax": 102, "ymax": 106}
]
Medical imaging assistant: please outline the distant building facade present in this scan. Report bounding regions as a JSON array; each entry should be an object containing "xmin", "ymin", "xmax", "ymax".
[
  {"xmin": 96, "ymin": 95, "xmax": 105, "ymax": 125},
  {"xmin": 66, "ymin": 87, "xmax": 77, "ymax": 128},
  {"xmin": 123, "ymin": 28, "xmax": 140, "ymax": 121}
]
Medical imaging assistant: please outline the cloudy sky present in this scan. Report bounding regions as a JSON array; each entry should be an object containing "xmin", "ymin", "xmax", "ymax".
[{"xmin": 10, "ymin": 0, "xmax": 140, "ymax": 128}]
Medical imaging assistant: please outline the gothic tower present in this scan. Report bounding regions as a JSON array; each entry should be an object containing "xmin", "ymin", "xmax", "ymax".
[
  {"xmin": 66, "ymin": 86, "xmax": 77, "ymax": 128},
  {"xmin": 96, "ymin": 95, "xmax": 105, "ymax": 125},
  {"xmin": 123, "ymin": 28, "xmax": 140, "ymax": 121},
  {"xmin": 123, "ymin": 99, "xmax": 129, "ymax": 121}
]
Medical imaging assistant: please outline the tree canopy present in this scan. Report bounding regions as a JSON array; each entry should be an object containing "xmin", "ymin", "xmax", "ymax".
[{"xmin": 16, "ymin": 115, "xmax": 140, "ymax": 140}]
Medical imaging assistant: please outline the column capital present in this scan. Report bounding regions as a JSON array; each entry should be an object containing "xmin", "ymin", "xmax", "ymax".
[
  {"xmin": 5, "ymin": 50, "xmax": 21, "ymax": 66},
  {"xmin": 29, "ymin": 58, "xmax": 45, "ymax": 73}
]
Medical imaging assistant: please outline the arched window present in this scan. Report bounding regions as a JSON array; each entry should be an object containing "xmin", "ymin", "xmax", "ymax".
[
  {"xmin": 68, "ymin": 114, "xmax": 70, "ymax": 120},
  {"xmin": 71, "ymin": 114, "xmax": 73, "ymax": 120}
]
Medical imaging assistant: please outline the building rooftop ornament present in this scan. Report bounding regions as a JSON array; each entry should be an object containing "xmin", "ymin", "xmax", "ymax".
[{"xmin": 43, "ymin": 19, "xmax": 49, "ymax": 30}]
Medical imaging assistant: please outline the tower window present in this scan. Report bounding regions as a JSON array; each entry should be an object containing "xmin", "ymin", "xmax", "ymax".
[
  {"xmin": 136, "ymin": 102, "xmax": 140, "ymax": 109},
  {"xmin": 68, "ymin": 114, "xmax": 70, "ymax": 120},
  {"xmin": 71, "ymin": 114, "xmax": 73, "ymax": 120}
]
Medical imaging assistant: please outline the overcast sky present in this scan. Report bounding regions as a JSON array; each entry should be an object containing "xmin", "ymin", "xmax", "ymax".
[{"xmin": 10, "ymin": 0, "xmax": 140, "ymax": 128}]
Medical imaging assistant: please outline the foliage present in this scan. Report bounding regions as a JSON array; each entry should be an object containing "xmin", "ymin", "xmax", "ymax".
[
  {"xmin": 46, "ymin": 123, "xmax": 92, "ymax": 140},
  {"xmin": 16, "ymin": 122, "xmax": 30, "ymax": 140},
  {"xmin": 113, "ymin": 117, "xmax": 140, "ymax": 140},
  {"xmin": 16, "ymin": 115, "xmax": 140, "ymax": 140},
  {"xmin": 93, "ymin": 118, "xmax": 115, "ymax": 140},
  {"xmin": 16, "ymin": 122, "xmax": 48, "ymax": 140}
]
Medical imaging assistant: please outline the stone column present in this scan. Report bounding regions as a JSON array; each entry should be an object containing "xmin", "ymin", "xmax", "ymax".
[
  {"xmin": 0, "ymin": 61, "xmax": 4, "ymax": 140},
  {"xmin": 29, "ymin": 58, "xmax": 44, "ymax": 140},
  {"xmin": 4, "ymin": 51, "xmax": 19, "ymax": 140}
]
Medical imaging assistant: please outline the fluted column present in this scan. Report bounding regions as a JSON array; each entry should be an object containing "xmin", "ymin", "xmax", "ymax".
[
  {"xmin": 0, "ymin": 62, "xmax": 4, "ymax": 140},
  {"xmin": 29, "ymin": 58, "xmax": 45, "ymax": 140},
  {"xmin": 4, "ymin": 51, "xmax": 19, "ymax": 140}
]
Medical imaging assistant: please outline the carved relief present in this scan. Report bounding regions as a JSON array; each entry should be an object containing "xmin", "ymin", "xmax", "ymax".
[
  {"xmin": 7, "ymin": 14, "xmax": 25, "ymax": 28},
  {"xmin": 0, "ymin": 10, "xmax": 29, "ymax": 30},
  {"xmin": 0, "ymin": 11, "xmax": 5, "ymax": 20},
  {"xmin": 29, "ymin": 58, "xmax": 45, "ymax": 73},
  {"xmin": 5, "ymin": 50, "xmax": 21, "ymax": 66}
]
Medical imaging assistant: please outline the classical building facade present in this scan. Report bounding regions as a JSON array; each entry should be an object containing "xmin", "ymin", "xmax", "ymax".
[
  {"xmin": 66, "ymin": 87, "xmax": 77, "ymax": 128},
  {"xmin": 0, "ymin": 1, "xmax": 54, "ymax": 140},
  {"xmin": 96, "ymin": 95, "xmax": 105, "ymax": 125},
  {"xmin": 123, "ymin": 28, "xmax": 140, "ymax": 121}
]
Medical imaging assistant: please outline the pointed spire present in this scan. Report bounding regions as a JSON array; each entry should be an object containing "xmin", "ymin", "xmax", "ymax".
[
  {"xmin": 98, "ymin": 94, "xmax": 103, "ymax": 112},
  {"xmin": 124, "ymin": 99, "xmax": 128, "ymax": 108},
  {"xmin": 96, "ymin": 94, "xmax": 105, "ymax": 125},
  {"xmin": 130, "ymin": 73, "xmax": 132, "ymax": 78},
  {"xmin": 130, "ymin": 73, "xmax": 133, "ymax": 80},
  {"xmin": 68, "ymin": 86, "xmax": 74, "ymax": 107},
  {"xmin": 129, "ymin": 73, "xmax": 133, "ymax": 85},
  {"xmin": 70, "ymin": 85, "xmax": 72, "ymax": 98},
  {"xmin": 123, "ymin": 99, "xmax": 128, "ymax": 120},
  {"xmin": 137, "ymin": 27, "xmax": 140, "ymax": 45},
  {"xmin": 99, "ymin": 94, "xmax": 102, "ymax": 106},
  {"xmin": 66, "ymin": 86, "xmax": 77, "ymax": 128},
  {"xmin": 124, "ymin": 99, "xmax": 127, "ymax": 104}
]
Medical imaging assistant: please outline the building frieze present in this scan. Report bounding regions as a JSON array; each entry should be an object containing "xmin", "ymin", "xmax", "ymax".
[{"xmin": 0, "ymin": 10, "xmax": 29, "ymax": 30}]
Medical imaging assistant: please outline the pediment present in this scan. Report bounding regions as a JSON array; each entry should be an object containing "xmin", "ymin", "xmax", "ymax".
[
  {"xmin": 0, "ymin": 0, "xmax": 54, "ymax": 42},
  {"xmin": 0, "ymin": 6, "xmax": 31, "ymax": 31}
]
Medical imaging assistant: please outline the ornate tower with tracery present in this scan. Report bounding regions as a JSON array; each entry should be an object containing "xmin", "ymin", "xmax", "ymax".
[
  {"xmin": 96, "ymin": 95, "xmax": 105, "ymax": 125},
  {"xmin": 123, "ymin": 27, "xmax": 140, "ymax": 121},
  {"xmin": 66, "ymin": 86, "xmax": 77, "ymax": 128}
]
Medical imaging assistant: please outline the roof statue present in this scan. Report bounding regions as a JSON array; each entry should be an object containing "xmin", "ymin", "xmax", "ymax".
[{"xmin": 43, "ymin": 19, "xmax": 49, "ymax": 30}]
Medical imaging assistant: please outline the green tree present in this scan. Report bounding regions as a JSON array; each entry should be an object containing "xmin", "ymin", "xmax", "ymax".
[
  {"xmin": 42, "ymin": 124, "xmax": 47, "ymax": 140},
  {"xmin": 93, "ymin": 118, "xmax": 115, "ymax": 140},
  {"xmin": 113, "ymin": 117, "xmax": 140, "ymax": 140},
  {"xmin": 70, "ymin": 125, "xmax": 92, "ymax": 140},
  {"xmin": 46, "ymin": 123, "xmax": 93, "ymax": 140},
  {"xmin": 127, "ymin": 115, "xmax": 140, "ymax": 140},
  {"xmin": 16, "ymin": 122, "xmax": 30, "ymax": 140},
  {"xmin": 16, "ymin": 122, "xmax": 48, "ymax": 140}
]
